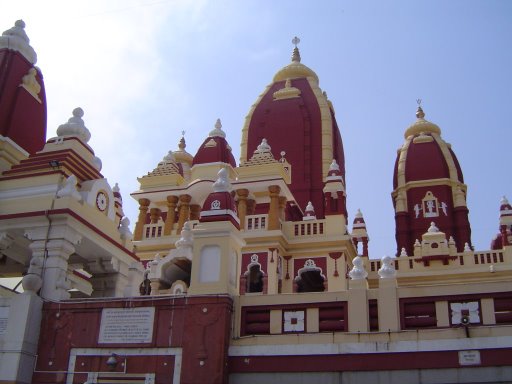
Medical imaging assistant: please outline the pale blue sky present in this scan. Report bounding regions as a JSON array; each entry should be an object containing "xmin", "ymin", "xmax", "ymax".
[{"xmin": 2, "ymin": 0, "xmax": 511, "ymax": 257}]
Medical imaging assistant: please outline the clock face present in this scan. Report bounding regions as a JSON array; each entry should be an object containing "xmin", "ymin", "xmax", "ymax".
[{"xmin": 96, "ymin": 191, "xmax": 108, "ymax": 212}]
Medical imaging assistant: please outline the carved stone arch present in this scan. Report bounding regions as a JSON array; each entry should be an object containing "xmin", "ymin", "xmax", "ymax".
[
  {"xmin": 294, "ymin": 259, "xmax": 326, "ymax": 293},
  {"xmin": 240, "ymin": 254, "xmax": 267, "ymax": 294}
]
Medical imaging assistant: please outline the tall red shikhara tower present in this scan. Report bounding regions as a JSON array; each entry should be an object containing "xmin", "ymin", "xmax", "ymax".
[
  {"xmin": 0, "ymin": 20, "xmax": 47, "ymax": 155},
  {"xmin": 392, "ymin": 104, "xmax": 472, "ymax": 256},
  {"xmin": 240, "ymin": 37, "xmax": 346, "ymax": 220}
]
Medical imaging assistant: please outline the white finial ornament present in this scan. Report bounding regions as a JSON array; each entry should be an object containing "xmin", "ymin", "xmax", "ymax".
[
  {"xmin": 255, "ymin": 138, "xmax": 271, "ymax": 154},
  {"xmin": 292, "ymin": 36, "xmax": 300, "ymax": 47},
  {"xmin": 213, "ymin": 168, "xmax": 231, "ymax": 192},
  {"xmin": 0, "ymin": 20, "xmax": 37, "ymax": 64},
  {"xmin": 208, "ymin": 118, "xmax": 226, "ymax": 138},
  {"xmin": 175, "ymin": 221, "xmax": 193, "ymax": 249},
  {"xmin": 329, "ymin": 159, "xmax": 340, "ymax": 172},
  {"xmin": 501, "ymin": 196, "xmax": 509, "ymax": 206},
  {"xmin": 119, "ymin": 217, "xmax": 132, "ymax": 240},
  {"xmin": 349, "ymin": 256, "xmax": 368, "ymax": 280},
  {"xmin": 378, "ymin": 256, "xmax": 397, "ymax": 279},
  {"xmin": 56, "ymin": 107, "xmax": 91, "ymax": 143},
  {"xmin": 400, "ymin": 247, "xmax": 407, "ymax": 257},
  {"xmin": 427, "ymin": 222, "xmax": 439, "ymax": 233},
  {"xmin": 303, "ymin": 201, "xmax": 316, "ymax": 220}
]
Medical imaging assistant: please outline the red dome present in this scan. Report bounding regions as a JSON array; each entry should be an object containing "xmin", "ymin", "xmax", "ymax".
[
  {"xmin": 392, "ymin": 108, "xmax": 471, "ymax": 255},
  {"xmin": 243, "ymin": 77, "xmax": 344, "ymax": 219},
  {"xmin": 193, "ymin": 119, "xmax": 236, "ymax": 167}
]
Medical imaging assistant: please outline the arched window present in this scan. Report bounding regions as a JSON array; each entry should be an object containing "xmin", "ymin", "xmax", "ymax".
[
  {"xmin": 247, "ymin": 264, "xmax": 264, "ymax": 293},
  {"xmin": 242, "ymin": 254, "xmax": 266, "ymax": 294},
  {"xmin": 295, "ymin": 259, "xmax": 326, "ymax": 293}
]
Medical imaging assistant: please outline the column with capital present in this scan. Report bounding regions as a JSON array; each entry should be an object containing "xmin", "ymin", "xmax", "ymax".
[
  {"xmin": 133, "ymin": 198, "xmax": 150, "ymax": 240},
  {"xmin": 149, "ymin": 208, "xmax": 161, "ymax": 224},
  {"xmin": 164, "ymin": 195, "xmax": 178, "ymax": 235},
  {"xmin": 268, "ymin": 185, "xmax": 281, "ymax": 230},
  {"xmin": 176, "ymin": 194, "xmax": 191, "ymax": 234},
  {"xmin": 236, "ymin": 188, "xmax": 249, "ymax": 229},
  {"xmin": 278, "ymin": 196, "xmax": 287, "ymax": 222},
  {"xmin": 189, "ymin": 204, "xmax": 201, "ymax": 221},
  {"xmin": 24, "ymin": 227, "xmax": 82, "ymax": 301}
]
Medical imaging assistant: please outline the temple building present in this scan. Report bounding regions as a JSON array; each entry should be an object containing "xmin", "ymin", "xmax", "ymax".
[{"xmin": 0, "ymin": 21, "xmax": 511, "ymax": 384}]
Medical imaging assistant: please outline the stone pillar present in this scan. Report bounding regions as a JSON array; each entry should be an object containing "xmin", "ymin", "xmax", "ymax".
[
  {"xmin": 278, "ymin": 196, "xmax": 287, "ymax": 221},
  {"xmin": 377, "ymin": 278, "xmax": 400, "ymax": 331},
  {"xmin": 164, "ymin": 195, "xmax": 178, "ymax": 235},
  {"xmin": 133, "ymin": 198, "xmax": 150, "ymax": 240},
  {"xmin": 348, "ymin": 278, "xmax": 369, "ymax": 332},
  {"xmin": 236, "ymin": 189, "xmax": 249, "ymax": 229},
  {"xmin": 267, "ymin": 248, "xmax": 278, "ymax": 294},
  {"xmin": 189, "ymin": 204, "xmax": 201, "ymax": 221},
  {"xmin": 26, "ymin": 232, "xmax": 81, "ymax": 301},
  {"xmin": 149, "ymin": 208, "xmax": 161, "ymax": 224},
  {"xmin": 176, "ymin": 194, "xmax": 191, "ymax": 234},
  {"xmin": 268, "ymin": 185, "xmax": 281, "ymax": 230}
]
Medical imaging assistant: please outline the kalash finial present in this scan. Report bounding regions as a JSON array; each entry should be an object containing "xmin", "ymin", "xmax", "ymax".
[
  {"xmin": 179, "ymin": 130, "xmax": 186, "ymax": 150},
  {"xmin": 291, "ymin": 36, "xmax": 301, "ymax": 63},
  {"xmin": 416, "ymin": 98, "xmax": 425, "ymax": 119}
]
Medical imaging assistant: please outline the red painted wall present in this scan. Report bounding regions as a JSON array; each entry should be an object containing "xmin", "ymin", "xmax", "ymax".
[{"xmin": 33, "ymin": 295, "xmax": 232, "ymax": 384}]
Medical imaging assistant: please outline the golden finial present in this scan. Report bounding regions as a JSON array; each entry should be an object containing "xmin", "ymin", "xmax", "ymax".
[
  {"xmin": 291, "ymin": 36, "xmax": 301, "ymax": 63},
  {"xmin": 416, "ymin": 99, "xmax": 425, "ymax": 119},
  {"xmin": 179, "ymin": 130, "xmax": 186, "ymax": 150}
]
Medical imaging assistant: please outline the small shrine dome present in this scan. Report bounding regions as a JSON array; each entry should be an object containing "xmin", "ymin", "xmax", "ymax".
[{"xmin": 193, "ymin": 119, "xmax": 236, "ymax": 167}]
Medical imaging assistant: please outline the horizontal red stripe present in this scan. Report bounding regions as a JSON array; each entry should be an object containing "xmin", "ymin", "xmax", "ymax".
[{"xmin": 228, "ymin": 348, "xmax": 512, "ymax": 373}]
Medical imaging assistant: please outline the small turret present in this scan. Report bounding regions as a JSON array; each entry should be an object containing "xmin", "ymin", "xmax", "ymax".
[
  {"xmin": 199, "ymin": 168, "xmax": 239, "ymax": 229},
  {"xmin": 351, "ymin": 209, "xmax": 369, "ymax": 257},
  {"xmin": 491, "ymin": 196, "xmax": 512, "ymax": 249},
  {"xmin": 323, "ymin": 159, "xmax": 347, "ymax": 217},
  {"xmin": 303, "ymin": 201, "xmax": 316, "ymax": 221},
  {"xmin": 193, "ymin": 119, "xmax": 236, "ymax": 167},
  {"xmin": 191, "ymin": 118, "xmax": 237, "ymax": 182}
]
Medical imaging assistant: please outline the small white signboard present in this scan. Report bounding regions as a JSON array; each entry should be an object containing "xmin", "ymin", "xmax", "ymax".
[
  {"xmin": 98, "ymin": 307, "xmax": 155, "ymax": 344},
  {"xmin": 458, "ymin": 350, "xmax": 481, "ymax": 366},
  {"xmin": 0, "ymin": 307, "xmax": 9, "ymax": 335}
]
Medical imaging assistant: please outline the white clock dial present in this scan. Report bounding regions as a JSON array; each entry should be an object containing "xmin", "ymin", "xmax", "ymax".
[{"xmin": 96, "ymin": 192, "xmax": 108, "ymax": 212}]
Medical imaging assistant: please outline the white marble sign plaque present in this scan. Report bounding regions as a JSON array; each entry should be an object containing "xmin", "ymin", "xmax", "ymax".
[
  {"xmin": 0, "ymin": 307, "xmax": 9, "ymax": 335},
  {"xmin": 98, "ymin": 307, "xmax": 155, "ymax": 344},
  {"xmin": 458, "ymin": 350, "xmax": 481, "ymax": 366}
]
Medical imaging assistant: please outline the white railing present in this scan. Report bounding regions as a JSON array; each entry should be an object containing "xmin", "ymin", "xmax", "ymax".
[
  {"xmin": 144, "ymin": 222, "xmax": 164, "ymax": 239},
  {"xmin": 245, "ymin": 215, "xmax": 268, "ymax": 231}
]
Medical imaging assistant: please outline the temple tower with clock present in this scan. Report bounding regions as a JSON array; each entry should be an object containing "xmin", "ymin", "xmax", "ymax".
[
  {"xmin": 1, "ymin": 22, "xmax": 512, "ymax": 384},
  {"xmin": 391, "ymin": 104, "xmax": 472, "ymax": 256}
]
